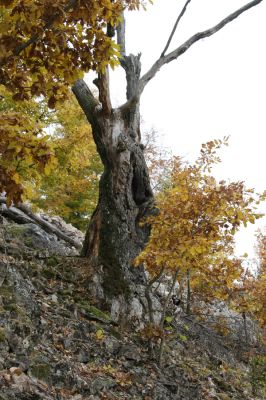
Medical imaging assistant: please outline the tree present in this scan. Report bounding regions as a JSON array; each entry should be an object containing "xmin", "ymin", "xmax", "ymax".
[
  {"xmin": 0, "ymin": 0, "xmax": 143, "ymax": 104},
  {"xmin": 0, "ymin": 0, "xmax": 264, "ymax": 300},
  {"xmin": 31, "ymin": 93, "xmax": 102, "ymax": 231},
  {"xmin": 135, "ymin": 139, "xmax": 265, "ymax": 314}
]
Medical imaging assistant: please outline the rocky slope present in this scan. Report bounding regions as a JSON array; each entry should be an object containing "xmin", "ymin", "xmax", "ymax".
[{"xmin": 0, "ymin": 212, "xmax": 265, "ymax": 400}]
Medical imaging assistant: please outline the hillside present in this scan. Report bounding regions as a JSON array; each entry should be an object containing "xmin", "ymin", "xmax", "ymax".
[{"xmin": 0, "ymin": 208, "xmax": 265, "ymax": 400}]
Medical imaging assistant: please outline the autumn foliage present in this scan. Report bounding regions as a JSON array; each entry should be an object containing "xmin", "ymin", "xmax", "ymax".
[
  {"xmin": 31, "ymin": 94, "xmax": 102, "ymax": 231},
  {"xmin": 0, "ymin": 0, "xmax": 144, "ymax": 105},
  {"xmin": 0, "ymin": 85, "xmax": 102, "ymax": 227},
  {"xmin": 0, "ymin": 85, "xmax": 56, "ymax": 204},
  {"xmin": 135, "ymin": 139, "xmax": 265, "ymax": 312},
  {"xmin": 0, "ymin": 0, "xmax": 145, "ymax": 203}
]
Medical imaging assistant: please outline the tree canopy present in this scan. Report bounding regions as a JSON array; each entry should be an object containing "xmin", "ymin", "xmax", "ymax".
[
  {"xmin": 0, "ymin": 0, "xmax": 145, "ymax": 104},
  {"xmin": 0, "ymin": 0, "xmax": 263, "ymax": 205},
  {"xmin": 0, "ymin": 0, "xmax": 149, "ymax": 202}
]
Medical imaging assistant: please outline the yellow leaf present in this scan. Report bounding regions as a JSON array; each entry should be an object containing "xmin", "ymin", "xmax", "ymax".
[
  {"xmin": 95, "ymin": 329, "xmax": 104, "ymax": 341},
  {"xmin": 12, "ymin": 172, "xmax": 20, "ymax": 184},
  {"xmin": 44, "ymin": 163, "xmax": 52, "ymax": 175}
]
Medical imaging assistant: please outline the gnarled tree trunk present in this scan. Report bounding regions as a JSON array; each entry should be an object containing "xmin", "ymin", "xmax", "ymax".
[{"xmin": 72, "ymin": 54, "xmax": 153, "ymax": 298}]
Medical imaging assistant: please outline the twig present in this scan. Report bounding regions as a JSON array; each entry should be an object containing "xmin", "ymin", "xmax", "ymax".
[
  {"xmin": 160, "ymin": 269, "xmax": 179, "ymax": 327},
  {"xmin": 144, "ymin": 266, "xmax": 165, "ymax": 358}
]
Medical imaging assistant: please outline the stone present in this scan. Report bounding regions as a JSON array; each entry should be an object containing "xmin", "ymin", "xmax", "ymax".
[
  {"xmin": 77, "ymin": 350, "xmax": 90, "ymax": 363},
  {"xmin": 51, "ymin": 294, "xmax": 58, "ymax": 303},
  {"xmin": 90, "ymin": 377, "xmax": 116, "ymax": 395},
  {"xmin": 128, "ymin": 297, "xmax": 143, "ymax": 320},
  {"xmin": 28, "ymin": 363, "xmax": 51, "ymax": 384},
  {"xmin": 104, "ymin": 336, "xmax": 121, "ymax": 354},
  {"xmin": 119, "ymin": 344, "xmax": 141, "ymax": 362}
]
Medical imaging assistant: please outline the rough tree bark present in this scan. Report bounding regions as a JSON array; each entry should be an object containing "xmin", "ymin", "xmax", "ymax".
[{"xmin": 71, "ymin": 0, "xmax": 263, "ymax": 300}]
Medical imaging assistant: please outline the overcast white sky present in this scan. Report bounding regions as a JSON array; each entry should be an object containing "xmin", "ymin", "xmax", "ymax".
[{"xmin": 102, "ymin": 0, "xmax": 266, "ymax": 259}]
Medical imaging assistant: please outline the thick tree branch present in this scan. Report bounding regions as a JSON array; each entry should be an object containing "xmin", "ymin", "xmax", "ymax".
[
  {"xmin": 121, "ymin": 53, "xmax": 142, "ymax": 100},
  {"xmin": 160, "ymin": 0, "xmax": 192, "ymax": 58},
  {"xmin": 145, "ymin": 266, "xmax": 165, "ymax": 324},
  {"xmin": 138, "ymin": 0, "xmax": 263, "ymax": 95},
  {"xmin": 72, "ymin": 79, "xmax": 100, "ymax": 127},
  {"xmin": 117, "ymin": 12, "xmax": 141, "ymax": 106},
  {"xmin": 72, "ymin": 79, "xmax": 108, "ymax": 163},
  {"xmin": 0, "ymin": 205, "xmax": 33, "ymax": 225},
  {"xmin": 117, "ymin": 12, "xmax": 126, "ymax": 57}
]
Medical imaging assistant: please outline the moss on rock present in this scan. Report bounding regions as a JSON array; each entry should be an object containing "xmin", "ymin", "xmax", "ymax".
[
  {"xmin": 29, "ymin": 363, "xmax": 51, "ymax": 383},
  {"xmin": 0, "ymin": 327, "xmax": 6, "ymax": 342},
  {"xmin": 46, "ymin": 256, "xmax": 59, "ymax": 267}
]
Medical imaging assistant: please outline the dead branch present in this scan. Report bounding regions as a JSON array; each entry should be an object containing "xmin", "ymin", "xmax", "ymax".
[
  {"xmin": 138, "ymin": 0, "xmax": 263, "ymax": 95},
  {"xmin": 160, "ymin": 0, "xmax": 192, "ymax": 58},
  {"xmin": 72, "ymin": 79, "xmax": 100, "ymax": 125},
  {"xmin": 145, "ymin": 266, "xmax": 165, "ymax": 324},
  {"xmin": 0, "ymin": 198, "xmax": 82, "ymax": 250}
]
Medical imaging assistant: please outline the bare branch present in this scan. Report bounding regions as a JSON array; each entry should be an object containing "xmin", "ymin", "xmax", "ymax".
[
  {"xmin": 158, "ymin": 268, "xmax": 179, "ymax": 367},
  {"xmin": 160, "ymin": 0, "xmax": 192, "ymax": 59},
  {"xmin": 117, "ymin": 12, "xmax": 126, "ymax": 57},
  {"xmin": 138, "ymin": 0, "xmax": 263, "ymax": 95},
  {"xmin": 160, "ymin": 269, "xmax": 179, "ymax": 327}
]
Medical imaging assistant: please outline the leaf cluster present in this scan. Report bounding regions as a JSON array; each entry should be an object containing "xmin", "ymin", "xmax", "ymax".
[
  {"xmin": 0, "ymin": 0, "xmax": 144, "ymax": 106},
  {"xmin": 226, "ymin": 233, "xmax": 266, "ymax": 340},
  {"xmin": 0, "ymin": 85, "xmax": 56, "ymax": 204},
  {"xmin": 137, "ymin": 140, "xmax": 263, "ymax": 271}
]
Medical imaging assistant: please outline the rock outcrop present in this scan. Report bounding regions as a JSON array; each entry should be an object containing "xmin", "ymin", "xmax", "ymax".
[{"xmin": 0, "ymin": 210, "xmax": 265, "ymax": 399}]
